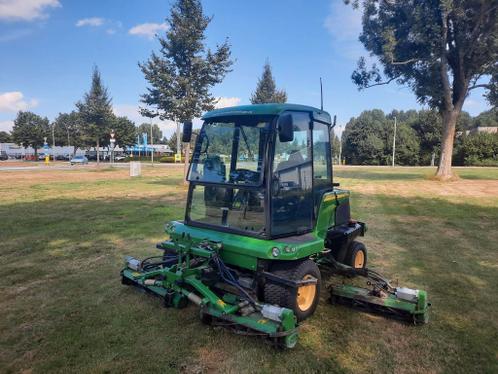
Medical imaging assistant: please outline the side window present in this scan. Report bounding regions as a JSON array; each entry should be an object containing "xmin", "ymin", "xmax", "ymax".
[
  {"xmin": 312, "ymin": 122, "xmax": 331, "ymax": 185},
  {"xmin": 271, "ymin": 112, "xmax": 313, "ymax": 236}
]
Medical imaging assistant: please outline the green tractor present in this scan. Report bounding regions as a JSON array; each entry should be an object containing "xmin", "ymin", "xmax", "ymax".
[{"xmin": 121, "ymin": 104, "xmax": 429, "ymax": 348}]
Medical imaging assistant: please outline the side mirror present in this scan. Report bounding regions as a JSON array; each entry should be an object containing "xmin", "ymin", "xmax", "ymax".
[
  {"xmin": 278, "ymin": 113, "xmax": 294, "ymax": 142},
  {"xmin": 182, "ymin": 121, "xmax": 193, "ymax": 143}
]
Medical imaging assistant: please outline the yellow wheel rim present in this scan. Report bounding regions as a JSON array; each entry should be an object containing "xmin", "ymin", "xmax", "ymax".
[
  {"xmin": 354, "ymin": 250, "xmax": 365, "ymax": 269},
  {"xmin": 297, "ymin": 275, "xmax": 316, "ymax": 311}
]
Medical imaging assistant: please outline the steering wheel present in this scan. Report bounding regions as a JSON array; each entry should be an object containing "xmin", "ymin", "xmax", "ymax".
[{"xmin": 229, "ymin": 169, "xmax": 259, "ymax": 184}]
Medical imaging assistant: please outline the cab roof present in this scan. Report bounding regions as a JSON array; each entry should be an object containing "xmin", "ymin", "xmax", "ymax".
[{"xmin": 202, "ymin": 103, "xmax": 332, "ymax": 124}]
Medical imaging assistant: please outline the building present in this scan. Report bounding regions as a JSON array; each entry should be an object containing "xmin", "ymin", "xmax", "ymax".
[
  {"xmin": 0, "ymin": 143, "xmax": 84, "ymax": 159},
  {"xmin": 466, "ymin": 127, "xmax": 498, "ymax": 135}
]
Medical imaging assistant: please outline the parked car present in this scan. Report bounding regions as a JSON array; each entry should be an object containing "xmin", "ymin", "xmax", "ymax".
[
  {"xmin": 70, "ymin": 155, "xmax": 89, "ymax": 165},
  {"xmin": 0, "ymin": 152, "xmax": 8, "ymax": 161},
  {"xmin": 38, "ymin": 153, "xmax": 47, "ymax": 160},
  {"xmin": 114, "ymin": 155, "xmax": 127, "ymax": 161}
]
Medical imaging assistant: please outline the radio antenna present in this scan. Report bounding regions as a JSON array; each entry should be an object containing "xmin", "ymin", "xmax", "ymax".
[{"xmin": 320, "ymin": 77, "xmax": 324, "ymax": 111}]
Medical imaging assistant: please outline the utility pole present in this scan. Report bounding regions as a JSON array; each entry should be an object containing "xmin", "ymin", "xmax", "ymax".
[
  {"xmin": 338, "ymin": 125, "xmax": 343, "ymax": 165},
  {"xmin": 150, "ymin": 120, "xmax": 154, "ymax": 166},
  {"xmin": 52, "ymin": 124, "xmax": 56, "ymax": 161},
  {"xmin": 392, "ymin": 116, "xmax": 397, "ymax": 167}
]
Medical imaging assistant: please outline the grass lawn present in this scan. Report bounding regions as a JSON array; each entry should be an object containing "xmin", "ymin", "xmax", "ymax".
[{"xmin": 0, "ymin": 165, "xmax": 497, "ymax": 373}]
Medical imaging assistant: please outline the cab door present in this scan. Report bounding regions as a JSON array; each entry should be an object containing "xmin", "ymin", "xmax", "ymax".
[{"xmin": 271, "ymin": 112, "xmax": 313, "ymax": 237}]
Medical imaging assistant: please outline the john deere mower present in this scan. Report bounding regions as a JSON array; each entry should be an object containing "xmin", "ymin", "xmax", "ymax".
[{"xmin": 121, "ymin": 104, "xmax": 429, "ymax": 348}]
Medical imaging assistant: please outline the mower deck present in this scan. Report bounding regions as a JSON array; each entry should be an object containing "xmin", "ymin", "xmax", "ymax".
[{"xmin": 120, "ymin": 253, "xmax": 299, "ymax": 349}]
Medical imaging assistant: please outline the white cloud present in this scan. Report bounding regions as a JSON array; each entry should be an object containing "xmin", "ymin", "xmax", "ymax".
[
  {"xmin": 129, "ymin": 22, "xmax": 169, "ymax": 39},
  {"xmin": 214, "ymin": 97, "xmax": 241, "ymax": 109},
  {"xmin": 0, "ymin": 0, "xmax": 60, "ymax": 21},
  {"xmin": 0, "ymin": 120, "xmax": 14, "ymax": 132},
  {"xmin": 0, "ymin": 91, "xmax": 38, "ymax": 113},
  {"xmin": 324, "ymin": 1, "xmax": 362, "ymax": 42},
  {"xmin": 323, "ymin": 1, "xmax": 370, "ymax": 62},
  {"xmin": 76, "ymin": 17, "xmax": 105, "ymax": 27}
]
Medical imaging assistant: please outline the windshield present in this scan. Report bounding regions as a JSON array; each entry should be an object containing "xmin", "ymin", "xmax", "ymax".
[{"xmin": 188, "ymin": 117, "xmax": 272, "ymax": 186}]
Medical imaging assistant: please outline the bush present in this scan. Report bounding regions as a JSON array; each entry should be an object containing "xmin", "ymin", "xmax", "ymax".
[{"xmin": 460, "ymin": 132, "xmax": 498, "ymax": 166}]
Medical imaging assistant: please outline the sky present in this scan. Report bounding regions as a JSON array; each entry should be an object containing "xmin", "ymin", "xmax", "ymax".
[{"xmin": 0, "ymin": 0, "xmax": 492, "ymax": 138}]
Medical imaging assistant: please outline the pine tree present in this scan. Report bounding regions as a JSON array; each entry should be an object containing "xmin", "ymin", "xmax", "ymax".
[
  {"xmin": 250, "ymin": 62, "xmax": 287, "ymax": 104},
  {"xmin": 139, "ymin": 0, "xmax": 233, "ymax": 157},
  {"xmin": 76, "ymin": 66, "xmax": 114, "ymax": 164}
]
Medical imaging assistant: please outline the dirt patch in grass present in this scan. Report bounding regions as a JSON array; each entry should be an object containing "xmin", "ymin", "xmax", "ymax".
[{"xmin": 351, "ymin": 179, "xmax": 498, "ymax": 199}]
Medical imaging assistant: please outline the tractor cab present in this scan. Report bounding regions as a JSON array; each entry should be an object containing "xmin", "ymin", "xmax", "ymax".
[{"xmin": 185, "ymin": 104, "xmax": 333, "ymax": 239}]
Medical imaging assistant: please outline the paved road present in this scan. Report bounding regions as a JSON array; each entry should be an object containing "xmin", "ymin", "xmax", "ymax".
[{"xmin": 0, "ymin": 162, "xmax": 182, "ymax": 171}]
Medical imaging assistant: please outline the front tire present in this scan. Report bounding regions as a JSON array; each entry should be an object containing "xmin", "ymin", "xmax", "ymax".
[
  {"xmin": 345, "ymin": 241, "xmax": 367, "ymax": 269},
  {"xmin": 264, "ymin": 259, "xmax": 321, "ymax": 322}
]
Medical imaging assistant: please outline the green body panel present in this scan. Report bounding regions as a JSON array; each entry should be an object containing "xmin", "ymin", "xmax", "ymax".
[{"xmin": 162, "ymin": 189, "xmax": 350, "ymax": 270}]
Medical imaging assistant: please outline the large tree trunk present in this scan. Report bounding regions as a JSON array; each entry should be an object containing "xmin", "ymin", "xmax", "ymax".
[{"xmin": 436, "ymin": 109, "xmax": 460, "ymax": 180}]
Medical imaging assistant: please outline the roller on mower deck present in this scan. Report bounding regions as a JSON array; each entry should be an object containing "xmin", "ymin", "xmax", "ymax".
[{"xmin": 120, "ymin": 103, "xmax": 429, "ymax": 348}]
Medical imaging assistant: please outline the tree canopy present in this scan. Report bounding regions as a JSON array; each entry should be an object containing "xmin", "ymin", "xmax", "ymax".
[
  {"xmin": 140, "ymin": 0, "xmax": 233, "ymax": 123},
  {"xmin": 347, "ymin": 0, "xmax": 498, "ymax": 179},
  {"xmin": 0, "ymin": 131, "xmax": 11, "ymax": 143},
  {"xmin": 52, "ymin": 111, "xmax": 88, "ymax": 153},
  {"xmin": 341, "ymin": 108, "xmax": 489, "ymax": 166},
  {"xmin": 11, "ymin": 111, "xmax": 50, "ymax": 155},
  {"xmin": 137, "ymin": 123, "xmax": 163, "ymax": 143},
  {"xmin": 250, "ymin": 62, "xmax": 287, "ymax": 104}
]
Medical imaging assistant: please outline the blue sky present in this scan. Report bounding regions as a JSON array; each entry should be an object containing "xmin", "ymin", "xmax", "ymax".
[{"xmin": 0, "ymin": 0, "xmax": 491, "ymax": 138}]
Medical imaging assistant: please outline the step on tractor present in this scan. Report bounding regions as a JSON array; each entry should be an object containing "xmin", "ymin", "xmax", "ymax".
[{"xmin": 121, "ymin": 104, "xmax": 429, "ymax": 348}]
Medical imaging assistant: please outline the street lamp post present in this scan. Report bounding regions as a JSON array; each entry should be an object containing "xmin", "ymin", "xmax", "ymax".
[
  {"xmin": 51, "ymin": 125, "xmax": 56, "ymax": 161},
  {"xmin": 392, "ymin": 116, "xmax": 397, "ymax": 167},
  {"xmin": 150, "ymin": 121, "xmax": 154, "ymax": 166},
  {"xmin": 110, "ymin": 129, "xmax": 116, "ymax": 166}
]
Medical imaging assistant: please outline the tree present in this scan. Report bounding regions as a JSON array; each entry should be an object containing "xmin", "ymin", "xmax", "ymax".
[
  {"xmin": 76, "ymin": 66, "xmax": 114, "ymax": 164},
  {"xmin": 331, "ymin": 130, "xmax": 341, "ymax": 163},
  {"xmin": 409, "ymin": 110, "xmax": 442, "ymax": 165},
  {"xmin": 110, "ymin": 117, "xmax": 137, "ymax": 148},
  {"xmin": 139, "ymin": 0, "xmax": 233, "ymax": 165},
  {"xmin": 0, "ymin": 131, "xmax": 11, "ymax": 143},
  {"xmin": 347, "ymin": 0, "xmax": 498, "ymax": 179},
  {"xmin": 473, "ymin": 108, "xmax": 498, "ymax": 128},
  {"xmin": 52, "ymin": 111, "xmax": 88, "ymax": 155},
  {"xmin": 460, "ymin": 132, "xmax": 498, "ymax": 166},
  {"xmin": 343, "ymin": 110, "xmax": 389, "ymax": 165},
  {"xmin": 137, "ymin": 123, "xmax": 163, "ymax": 144},
  {"xmin": 11, "ymin": 111, "xmax": 50, "ymax": 156},
  {"xmin": 250, "ymin": 61, "xmax": 287, "ymax": 104},
  {"xmin": 342, "ymin": 109, "xmax": 421, "ymax": 165}
]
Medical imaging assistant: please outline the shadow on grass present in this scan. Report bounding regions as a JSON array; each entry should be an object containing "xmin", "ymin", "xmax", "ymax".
[{"xmin": 0, "ymin": 193, "xmax": 497, "ymax": 373}]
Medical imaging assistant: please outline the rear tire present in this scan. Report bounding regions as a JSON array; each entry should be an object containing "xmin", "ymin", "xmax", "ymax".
[
  {"xmin": 264, "ymin": 259, "xmax": 321, "ymax": 322},
  {"xmin": 345, "ymin": 241, "xmax": 367, "ymax": 269}
]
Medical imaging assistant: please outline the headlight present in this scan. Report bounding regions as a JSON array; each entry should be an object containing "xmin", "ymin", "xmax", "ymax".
[{"xmin": 272, "ymin": 247, "xmax": 280, "ymax": 257}]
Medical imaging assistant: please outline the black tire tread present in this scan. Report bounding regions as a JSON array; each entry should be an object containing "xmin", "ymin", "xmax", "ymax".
[
  {"xmin": 264, "ymin": 259, "xmax": 321, "ymax": 321},
  {"xmin": 345, "ymin": 241, "xmax": 367, "ymax": 269}
]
